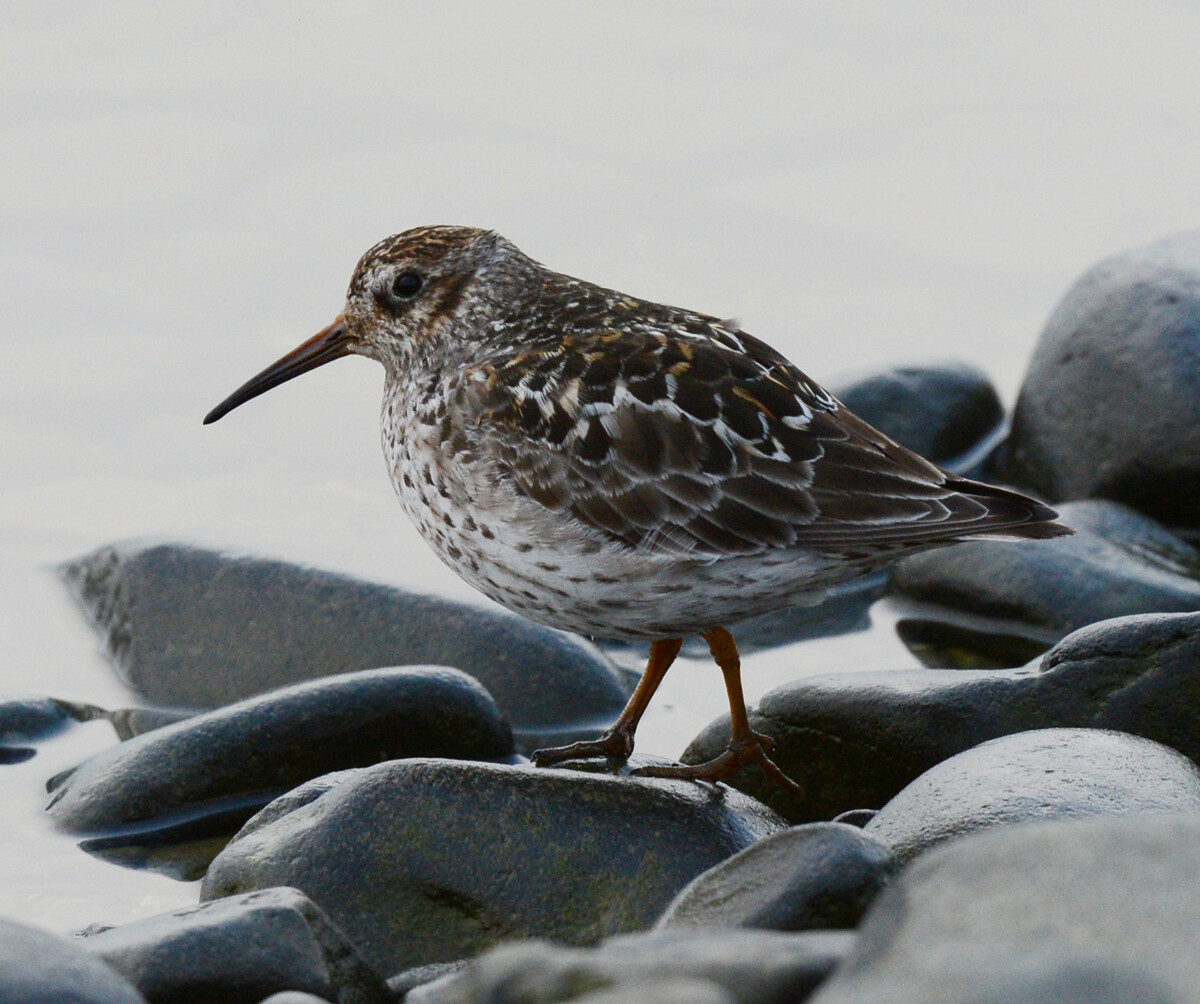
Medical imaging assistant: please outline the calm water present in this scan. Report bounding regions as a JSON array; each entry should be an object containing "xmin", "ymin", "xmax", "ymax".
[{"xmin": 4, "ymin": 1, "xmax": 1200, "ymax": 934}]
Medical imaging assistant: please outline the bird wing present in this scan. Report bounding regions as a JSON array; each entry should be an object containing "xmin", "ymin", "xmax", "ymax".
[{"xmin": 467, "ymin": 319, "xmax": 1052, "ymax": 558}]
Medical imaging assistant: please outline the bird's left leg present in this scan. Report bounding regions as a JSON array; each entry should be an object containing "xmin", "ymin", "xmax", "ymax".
[
  {"xmin": 632, "ymin": 626, "xmax": 802, "ymax": 794},
  {"xmin": 531, "ymin": 637, "xmax": 683, "ymax": 769}
]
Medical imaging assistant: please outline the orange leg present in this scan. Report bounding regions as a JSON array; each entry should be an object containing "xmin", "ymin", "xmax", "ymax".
[
  {"xmin": 632, "ymin": 627, "xmax": 802, "ymax": 794},
  {"xmin": 531, "ymin": 637, "xmax": 683, "ymax": 768}
]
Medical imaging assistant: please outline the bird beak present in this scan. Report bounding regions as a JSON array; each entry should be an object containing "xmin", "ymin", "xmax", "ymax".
[{"xmin": 203, "ymin": 317, "xmax": 353, "ymax": 424}]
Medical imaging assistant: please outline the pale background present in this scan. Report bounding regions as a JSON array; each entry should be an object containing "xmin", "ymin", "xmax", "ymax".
[{"xmin": 3, "ymin": 1, "xmax": 1200, "ymax": 929}]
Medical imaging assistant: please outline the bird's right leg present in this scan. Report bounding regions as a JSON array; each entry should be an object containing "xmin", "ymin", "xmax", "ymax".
[{"xmin": 531, "ymin": 637, "xmax": 683, "ymax": 769}]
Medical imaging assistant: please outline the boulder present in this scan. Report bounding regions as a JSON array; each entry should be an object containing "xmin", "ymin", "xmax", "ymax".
[
  {"xmin": 201, "ymin": 759, "xmax": 785, "ymax": 973},
  {"xmin": 1007, "ymin": 230, "xmax": 1200, "ymax": 526}
]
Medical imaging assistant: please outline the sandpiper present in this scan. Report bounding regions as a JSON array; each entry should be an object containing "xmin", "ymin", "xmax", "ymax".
[{"xmin": 205, "ymin": 226, "xmax": 1070, "ymax": 791}]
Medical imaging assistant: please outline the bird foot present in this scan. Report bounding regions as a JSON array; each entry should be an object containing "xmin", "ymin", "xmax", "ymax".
[
  {"xmin": 630, "ymin": 730, "xmax": 803, "ymax": 795},
  {"xmin": 531, "ymin": 728, "xmax": 635, "ymax": 769}
]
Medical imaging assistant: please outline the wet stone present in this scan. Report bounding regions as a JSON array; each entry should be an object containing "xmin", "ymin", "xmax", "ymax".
[
  {"xmin": 1007, "ymin": 230, "xmax": 1200, "ymax": 527},
  {"xmin": 831, "ymin": 361, "xmax": 1004, "ymax": 466},
  {"xmin": 655, "ymin": 823, "xmax": 896, "ymax": 932},
  {"xmin": 417, "ymin": 930, "xmax": 854, "ymax": 1004},
  {"xmin": 60, "ymin": 541, "xmax": 628, "ymax": 752},
  {"xmin": 0, "ymin": 918, "xmax": 147, "ymax": 1004},
  {"xmin": 0, "ymin": 697, "xmax": 104, "ymax": 764},
  {"xmin": 810, "ymin": 814, "xmax": 1200, "ymax": 1004},
  {"xmin": 80, "ymin": 886, "xmax": 391, "ymax": 1004},
  {"xmin": 200, "ymin": 758, "xmax": 785, "ymax": 974},
  {"xmin": 890, "ymin": 498, "xmax": 1200, "ymax": 654},
  {"xmin": 46, "ymin": 667, "xmax": 513, "ymax": 879},
  {"xmin": 864, "ymin": 728, "xmax": 1200, "ymax": 864},
  {"xmin": 683, "ymin": 609, "xmax": 1200, "ymax": 822}
]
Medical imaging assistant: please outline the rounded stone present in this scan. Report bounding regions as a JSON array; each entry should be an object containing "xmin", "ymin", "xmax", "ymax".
[
  {"xmin": 655, "ymin": 823, "xmax": 896, "ymax": 931},
  {"xmin": 864, "ymin": 728, "xmax": 1200, "ymax": 864},
  {"xmin": 1007, "ymin": 231, "xmax": 1200, "ymax": 525},
  {"xmin": 0, "ymin": 919, "xmax": 147, "ymax": 1004},
  {"xmin": 200, "ymin": 759, "xmax": 785, "ymax": 973}
]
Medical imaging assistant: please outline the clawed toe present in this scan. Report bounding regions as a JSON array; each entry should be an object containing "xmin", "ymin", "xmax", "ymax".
[
  {"xmin": 631, "ymin": 734, "xmax": 802, "ymax": 795},
  {"xmin": 531, "ymin": 729, "xmax": 634, "ymax": 768}
]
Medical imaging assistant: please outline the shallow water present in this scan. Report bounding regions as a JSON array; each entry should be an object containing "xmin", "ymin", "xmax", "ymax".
[{"xmin": 5, "ymin": 2, "xmax": 1200, "ymax": 936}]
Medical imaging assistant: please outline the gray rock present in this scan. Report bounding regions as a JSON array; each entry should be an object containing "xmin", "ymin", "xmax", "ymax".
[
  {"xmin": 832, "ymin": 361, "xmax": 1004, "ymax": 466},
  {"xmin": 1007, "ymin": 231, "xmax": 1200, "ymax": 526},
  {"xmin": 259, "ymin": 994, "xmax": 335, "ymax": 1004},
  {"xmin": 200, "ymin": 759, "xmax": 785, "ymax": 973},
  {"xmin": 61, "ymin": 541, "xmax": 627, "ymax": 751},
  {"xmin": 0, "ymin": 697, "xmax": 105, "ymax": 764},
  {"xmin": 810, "ymin": 814, "xmax": 1200, "ymax": 1003},
  {"xmin": 388, "ymin": 961, "xmax": 470, "ymax": 1000},
  {"xmin": 46, "ymin": 667, "xmax": 512, "ymax": 878},
  {"xmin": 419, "ymin": 930, "xmax": 853, "ymax": 1004},
  {"xmin": 81, "ymin": 887, "xmax": 389, "ymax": 1004},
  {"xmin": 570, "ymin": 978, "xmax": 737, "ymax": 1004},
  {"xmin": 865, "ymin": 728, "xmax": 1200, "ymax": 864},
  {"xmin": 683, "ymin": 610, "xmax": 1200, "ymax": 822},
  {"xmin": 891, "ymin": 499, "xmax": 1200, "ymax": 653},
  {"xmin": 656, "ymin": 823, "xmax": 896, "ymax": 931},
  {"xmin": 0, "ymin": 919, "xmax": 146, "ymax": 1004}
]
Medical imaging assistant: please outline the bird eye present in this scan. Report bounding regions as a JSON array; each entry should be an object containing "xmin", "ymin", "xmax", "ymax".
[{"xmin": 390, "ymin": 271, "xmax": 423, "ymax": 300}]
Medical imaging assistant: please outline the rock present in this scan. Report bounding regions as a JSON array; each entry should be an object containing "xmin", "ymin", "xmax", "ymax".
[
  {"xmin": 832, "ymin": 361, "xmax": 1004, "ymax": 466},
  {"xmin": 388, "ymin": 961, "xmax": 470, "ymax": 1001},
  {"xmin": 418, "ymin": 930, "xmax": 853, "ymax": 1004},
  {"xmin": 0, "ymin": 697, "xmax": 105, "ymax": 764},
  {"xmin": 655, "ymin": 823, "xmax": 896, "ymax": 931},
  {"xmin": 683, "ymin": 610, "xmax": 1200, "ymax": 822},
  {"xmin": 81, "ymin": 887, "xmax": 390, "ymax": 1004},
  {"xmin": 200, "ymin": 759, "xmax": 785, "ymax": 973},
  {"xmin": 1007, "ymin": 231, "xmax": 1200, "ymax": 526},
  {"xmin": 60, "ymin": 541, "xmax": 628, "ymax": 752},
  {"xmin": 259, "ymin": 994, "xmax": 336, "ymax": 1004},
  {"xmin": 864, "ymin": 728, "xmax": 1200, "ymax": 864},
  {"xmin": 0, "ymin": 918, "xmax": 146, "ymax": 1003},
  {"xmin": 891, "ymin": 499, "xmax": 1200, "ymax": 655},
  {"xmin": 46, "ymin": 667, "xmax": 513, "ymax": 879},
  {"xmin": 569, "ymin": 978, "xmax": 738, "ymax": 1004},
  {"xmin": 810, "ymin": 814, "xmax": 1200, "ymax": 1003}
]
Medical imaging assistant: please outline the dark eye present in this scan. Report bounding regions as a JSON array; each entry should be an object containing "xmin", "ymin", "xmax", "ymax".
[{"xmin": 391, "ymin": 271, "xmax": 423, "ymax": 299}]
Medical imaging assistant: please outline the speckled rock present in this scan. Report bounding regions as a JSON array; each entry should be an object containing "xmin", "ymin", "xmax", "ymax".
[
  {"xmin": 200, "ymin": 759, "xmax": 785, "ymax": 974},
  {"xmin": 865, "ymin": 728, "xmax": 1200, "ymax": 864},
  {"xmin": 0, "ymin": 919, "xmax": 146, "ymax": 1004},
  {"xmin": 811, "ymin": 814, "xmax": 1200, "ymax": 1003},
  {"xmin": 46, "ymin": 667, "xmax": 512, "ymax": 878},
  {"xmin": 60, "ymin": 541, "xmax": 627, "ymax": 751},
  {"xmin": 81, "ymin": 887, "xmax": 390, "ymax": 1004},
  {"xmin": 891, "ymin": 499, "xmax": 1200, "ymax": 652},
  {"xmin": 655, "ymin": 823, "xmax": 896, "ymax": 932},
  {"xmin": 1007, "ymin": 231, "xmax": 1200, "ymax": 526},
  {"xmin": 418, "ymin": 930, "xmax": 854, "ymax": 1004},
  {"xmin": 832, "ymin": 361, "xmax": 1004, "ymax": 466},
  {"xmin": 683, "ymin": 610, "xmax": 1200, "ymax": 822}
]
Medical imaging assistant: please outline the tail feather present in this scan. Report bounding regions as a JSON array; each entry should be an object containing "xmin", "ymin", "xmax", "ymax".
[{"xmin": 946, "ymin": 476, "xmax": 1074, "ymax": 541}]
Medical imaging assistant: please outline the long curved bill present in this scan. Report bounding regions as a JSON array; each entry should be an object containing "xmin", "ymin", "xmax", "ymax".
[{"xmin": 204, "ymin": 317, "xmax": 352, "ymax": 424}]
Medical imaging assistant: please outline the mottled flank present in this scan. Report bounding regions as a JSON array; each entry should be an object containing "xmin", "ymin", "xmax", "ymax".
[{"xmin": 206, "ymin": 224, "xmax": 1070, "ymax": 788}]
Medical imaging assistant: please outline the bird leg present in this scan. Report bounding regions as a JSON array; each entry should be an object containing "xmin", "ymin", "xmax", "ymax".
[
  {"xmin": 632, "ymin": 627, "xmax": 803, "ymax": 795},
  {"xmin": 531, "ymin": 637, "xmax": 683, "ymax": 769}
]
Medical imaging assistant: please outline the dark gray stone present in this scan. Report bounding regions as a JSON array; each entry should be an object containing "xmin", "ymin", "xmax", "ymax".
[
  {"xmin": 683, "ymin": 610, "xmax": 1200, "ymax": 822},
  {"xmin": 865, "ymin": 728, "xmax": 1200, "ymax": 863},
  {"xmin": 200, "ymin": 759, "xmax": 785, "ymax": 974},
  {"xmin": 832, "ymin": 361, "xmax": 1004, "ymax": 465},
  {"xmin": 81, "ymin": 887, "xmax": 389, "ymax": 1004},
  {"xmin": 656, "ymin": 823, "xmax": 896, "ymax": 931},
  {"xmin": 418, "ymin": 930, "xmax": 853, "ymax": 1004},
  {"xmin": 60, "ymin": 541, "xmax": 627, "ymax": 751},
  {"xmin": 891, "ymin": 499, "xmax": 1200, "ymax": 651},
  {"xmin": 0, "ymin": 919, "xmax": 146, "ymax": 1003},
  {"xmin": 1007, "ymin": 231, "xmax": 1200, "ymax": 526},
  {"xmin": 0, "ymin": 698, "xmax": 106, "ymax": 763},
  {"xmin": 46, "ymin": 667, "xmax": 512, "ymax": 878},
  {"xmin": 810, "ymin": 814, "xmax": 1200, "ymax": 1004}
]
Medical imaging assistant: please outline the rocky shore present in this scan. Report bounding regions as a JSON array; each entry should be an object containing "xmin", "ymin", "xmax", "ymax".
[{"xmin": 8, "ymin": 233, "xmax": 1200, "ymax": 1002}]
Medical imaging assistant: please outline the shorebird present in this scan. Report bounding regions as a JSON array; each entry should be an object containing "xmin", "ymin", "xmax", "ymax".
[{"xmin": 205, "ymin": 226, "xmax": 1070, "ymax": 791}]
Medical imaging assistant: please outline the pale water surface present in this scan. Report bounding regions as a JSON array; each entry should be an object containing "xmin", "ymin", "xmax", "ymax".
[{"xmin": 3, "ymin": 2, "xmax": 1200, "ymax": 933}]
